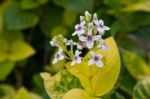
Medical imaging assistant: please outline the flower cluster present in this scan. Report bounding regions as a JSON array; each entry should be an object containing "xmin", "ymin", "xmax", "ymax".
[{"xmin": 50, "ymin": 11, "xmax": 110, "ymax": 68}]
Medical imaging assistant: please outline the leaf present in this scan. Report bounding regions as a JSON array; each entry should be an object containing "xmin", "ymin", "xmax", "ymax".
[
  {"xmin": 63, "ymin": 10, "xmax": 77, "ymax": 26},
  {"xmin": 0, "ymin": 31, "xmax": 24, "ymax": 44},
  {"xmin": 119, "ymin": 65, "xmax": 136, "ymax": 96},
  {"xmin": 21, "ymin": 0, "xmax": 48, "ymax": 10},
  {"xmin": 133, "ymin": 77, "xmax": 150, "ymax": 99},
  {"xmin": 4, "ymin": 2, "xmax": 39, "ymax": 30},
  {"xmin": 122, "ymin": 50, "xmax": 150, "ymax": 80},
  {"xmin": 66, "ymin": 37, "xmax": 121, "ymax": 96},
  {"xmin": 122, "ymin": 1, "xmax": 150, "ymax": 12},
  {"xmin": 0, "ymin": 61, "xmax": 15, "ymax": 81},
  {"xmin": 50, "ymin": 26, "xmax": 68, "ymax": 38},
  {"xmin": 0, "ymin": 38, "xmax": 8, "ymax": 62},
  {"xmin": 8, "ymin": 41, "xmax": 35, "ymax": 61},
  {"xmin": 62, "ymin": 88, "xmax": 100, "ymax": 99},
  {"xmin": 12, "ymin": 87, "xmax": 42, "ymax": 99},
  {"xmin": 52, "ymin": 0, "xmax": 94, "ymax": 13},
  {"xmin": 0, "ymin": 84, "xmax": 15, "ymax": 99}
]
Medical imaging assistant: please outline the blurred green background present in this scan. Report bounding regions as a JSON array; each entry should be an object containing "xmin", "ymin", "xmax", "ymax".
[{"xmin": 0, "ymin": 0, "xmax": 150, "ymax": 99}]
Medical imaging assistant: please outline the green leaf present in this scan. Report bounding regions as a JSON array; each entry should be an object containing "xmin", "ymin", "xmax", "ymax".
[
  {"xmin": 4, "ymin": 2, "xmax": 39, "ymax": 30},
  {"xmin": 122, "ymin": 1, "xmax": 150, "ymax": 12},
  {"xmin": 0, "ymin": 31, "xmax": 24, "ymax": 44},
  {"xmin": 50, "ymin": 26, "xmax": 68, "ymax": 38},
  {"xmin": 8, "ymin": 41, "xmax": 35, "ymax": 61},
  {"xmin": 62, "ymin": 88, "xmax": 100, "ymax": 99},
  {"xmin": 0, "ymin": 84, "xmax": 15, "ymax": 99},
  {"xmin": 119, "ymin": 65, "xmax": 136, "ymax": 96},
  {"xmin": 122, "ymin": 50, "xmax": 150, "ymax": 80},
  {"xmin": 133, "ymin": 77, "xmax": 150, "ymax": 99},
  {"xmin": 52, "ymin": 0, "xmax": 94, "ymax": 13},
  {"xmin": 0, "ymin": 61, "xmax": 15, "ymax": 81},
  {"xmin": 63, "ymin": 10, "xmax": 77, "ymax": 26},
  {"xmin": 0, "ymin": 38, "xmax": 8, "ymax": 62},
  {"xmin": 21, "ymin": 0, "xmax": 48, "ymax": 10},
  {"xmin": 66, "ymin": 37, "xmax": 121, "ymax": 96},
  {"xmin": 12, "ymin": 87, "xmax": 42, "ymax": 99}
]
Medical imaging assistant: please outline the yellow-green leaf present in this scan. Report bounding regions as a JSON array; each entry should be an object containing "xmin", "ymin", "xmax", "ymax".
[
  {"xmin": 0, "ymin": 61, "xmax": 15, "ymax": 81},
  {"xmin": 8, "ymin": 41, "xmax": 35, "ymax": 61},
  {"xmin": 122, "ymin": 50, "xmax": 150, "ymax": 80},
  {"xmin": 62, "ymin": 88, "xmax": 100, "ymax": 99},
  {"xmin": 0, "ymin": 38, "xmax": 8, "ymax": 62},
  {"xmin": 133, "ymin": 77, "xmax": 150, "ymax": 99},
  {"xmin": 122, "ymin": 1, "xmax": 150, "ymax": 12},
  {"xmin": 66, "ymin": 37, "xmax": 120, "ymax": 96}
]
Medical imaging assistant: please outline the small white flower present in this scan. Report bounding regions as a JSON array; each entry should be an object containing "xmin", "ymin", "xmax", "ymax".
[
  {"xmin": 77, "ymin": 41, "xmax": 85, "ymax": 50},
  {"xmin": 94, "ymin": 19, "xmax": 110, "ymax": 35},
  {"xmin": 66, "ymin": 40, "xmax": 76, "ymax": 46},
  {"xmin": 50, "ymin": 39, "xmax": 58, "ymax": 47},
  {"xmin": 72, "ymin": 21, "xmax": 85, "ymax": 36},
  {"xmin": 88, "ymin": 51, "xmax": 104, "ymax": 68},
  {"xmin": 79, "ymin": 23, "xmax": 101, "ymax": 49},
  {"xmin": 71, "ymin": 50, "xmax": 82, "ymax": 66},
  {"xmin": 97, "ymin": 39, "xmax": 107, "ymax": 50},
  {"xmin": 52, "ymin": 48, "xmax": 64, "ymax": 64}
]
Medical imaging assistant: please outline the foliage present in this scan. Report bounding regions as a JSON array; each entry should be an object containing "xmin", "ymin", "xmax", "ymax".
[{"xmin": 0, "ymin": 0, "xmax": 150, "ymax": 99}]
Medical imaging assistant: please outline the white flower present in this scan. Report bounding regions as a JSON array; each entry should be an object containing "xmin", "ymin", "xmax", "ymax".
[
  {"xmin": 72, "ymin": 21, "xmax": 85, "ymax": 36},
  {"xmin": 77, "ymin": 41, "xmax": 85, "ymax": 50},
  {"xmin": 52, "ymin": 48, "xmax": 64, "ymax": 64},
  {"xmin": 71, "ymin": 50, "xmax": 82, "ymax": 66},
  {"xmin": 88, "ymin": 51, "xmax": 104, "ymax": 68},
  {"xmin": 79, "ymin": 23, "xmax": 101, "ymax": 49},
  {"xmin": 94, "ymin": 19, "xmax": 110, "ymax": 35},
  {"xmin": 97, "ymin": 39, "xmax": 107, "ymax": 50},
  {"xmin": 50, "ymin": 39, "xmax": 58, "ymax": 47}
]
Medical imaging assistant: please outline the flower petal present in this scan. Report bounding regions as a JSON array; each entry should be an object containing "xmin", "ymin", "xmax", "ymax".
[
  {"xmin": 98, "ymin": 20, "xmax": 104, "ymax": 25},
  {"xmin": 90, "ymin": 51, "xmax": 95, "ymax": 57},
  {"xmin": 104, "ymin": 26, "xmax": 110, "ymax": 30},
  {"xmin": 86, "ymin": 41, "xmax": 94, "ymax": 48},
  {"xmin": 71, "ymin": 61, "xmax": 75, "ymax": 66},
  {"xmin": 72, "ymin": 31, "xmax": 77, "ymax": 36},
  {"xmin": 96, "ymin": 61, "xmax": 104, "ymax": 68},
  {"xmin": 88, "ymin": 59, "xmax": 94, "ymax": 66},
  {"xmin": 79, "ymin": 36, "xmax": 87, "ymax": 41},
  {"xmin": 93, "ymin": 35, "xmax": 101, "ymax": 41},
  {"xmin": 52, "ymin": 58, "xmax": 57, "ymax": 64}
]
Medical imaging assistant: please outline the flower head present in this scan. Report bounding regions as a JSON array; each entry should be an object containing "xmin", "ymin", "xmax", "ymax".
[
  {"xmin": 71, "ymin": 50, "xmax": 82, "ymax": 66},
  {"xmin": 79, "ymin": 23, "xmax": 101, "ymax": 48},
  {"xmin": 97, "ymin": 39, "xmax": 108, "ymax": 51},
  {"xmin": 88, "ymin": 51, "xmax": 104, "ymax": 68},
  {"xmin": 72, "ymin": 21, "xmax": 85, "ymax": 36},
  {"xmin": 52, "ymin": 48, "xmax": 64, "ymax": 64},
  {"xmin": 93, "ymin": 14, "xmax": 110, "ymax": 35}
]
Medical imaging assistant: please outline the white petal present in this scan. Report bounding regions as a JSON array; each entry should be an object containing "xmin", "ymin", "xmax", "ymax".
[
  {"xmin": 76, "ymin": 57, "xmax": 81, "ymax": 64},
  {"xmin": 78, "ymin": 29, "xmax": 85, "ymax": 34},
  {"xmin": 102, "ymin": 45, "xmax": 107, "ymax": 50},
  {"xmin": 71, "ymin": 61, "xmax": 75, "ymax": 66},
  {"xmin": 80, "ymin": 21, "xmax": 85, "ymax": 26},
  {"xmin": 88, "ymin": 59, "xmax": 95, "ymax": 66},
  {"xmin": 104, "ymin": 26, "xmax": 110, "ymax": 30},
  {"xmin": 58, "ymin": 48, "xmax": 63, "ymax": 53},
  {"xmin": 59, "ymin": 54, "xmax": 64, "ymax": 60},
  {"xmin": 72, "ymin": 31, "xmax": 77, "ymax": 36},
  {"xmin": 79, "ymin": 36, "xmax": 87, "ymax": 41},
  {"xmin": 75, "ymin": 24, "xmax": 79, "ymax": 29},
  {"xmin": 93, "ymin": 35, "xmax": 101, "ymax": 41},
  {"xmin": 86, "ymin": 41, "xmax": 94, "ymax": 48},
  {"xmin": 52, "ymin": 58, "xmax": 58, "ymax": 64},
  {"xmin": 98, "ymin": 28, "xmax": 105, "ymax": 34},
  {"xmin": 98, "ymin": 20, "xmax": 104, "ymax": 25},
  {"xmin": 77, "ymin": 43, "xmax": 83, "ymax": 50},
  {"xmin": 87, "ymin": 23, "xmax": 93, "ymax": 35},
  {"xmin": 75, "ymin": 50, "xmax": 81, "ymax": 55},
  {"xmin": 96, "ymin": 61, "xmax": 104, "ymax": 68},
  {"xmin": 97, "ymin": 54, "xmax": 103, "ymax": 59}
]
